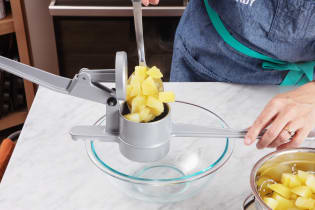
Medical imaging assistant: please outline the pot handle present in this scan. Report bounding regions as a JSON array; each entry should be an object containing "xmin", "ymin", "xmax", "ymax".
[{"xmin": 242, "ymin": 193, "xmax": 256, "ymax": 210}]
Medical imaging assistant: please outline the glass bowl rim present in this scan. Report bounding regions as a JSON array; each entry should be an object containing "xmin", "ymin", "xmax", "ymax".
[{"xmin": 85, "ymin": 101, "xmax": 235, "ymax": 185}]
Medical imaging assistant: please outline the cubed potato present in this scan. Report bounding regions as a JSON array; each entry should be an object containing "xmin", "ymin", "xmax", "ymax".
[
  {"xmin": 306, "ymin": 175, "xmax": 315, "ymax": 193},
  {"xmin": 146, "ymin": 96, "xmax": 164, "ymax": 116},
  {"xmin": 269, "ymin": 184, "xmax": 291, "ymax": 199},
  {"xmin": 153, "ymin": 78, "xmax": 164, "ymax": 92},
  {"xmin": 272, "ymin": 193, "xmax": 294, "ymax": 209},
  {"xmin": 146, "ymin": 66, "xmax": 163, "ymax": 79},
  {"xmin": 139, "ymin": 107, "xmax": 155, "ymax": 123},
  {"xmin": 135, "ymin": 66, "xmax": 148, "ymax": 82},
  {"xmin": 282, "ymin": 173, "xmax": 302, "ymax": 188},
  {"xmin": 129, "ymin": 74, "xmax": 137, "ymax": 85},
  {"xmin": 124, "ymin": 65, "xmax": 175, "ymax": 123},
  {"xmin": 131, "ymin": 96, "xmax": 146, "ymax": 113},
  {"xmin": 263, "ymin": 197, "xmax": 278, "ymax": 210},
  {"xmin": 126, "ymin": 85, "xmax": 133, "ymax": 101},
  {"xmin": 129, "ymin": 76, "xmax": 142, "ymax": 97},
  {"xmin": 292, "ymin": 186, "xmax": 312, "ymax": 198},
  {"xmin": 159, "ymin": 92, "xmax": 175, "ymax": 103},
  {"xmin": 295, "ymin": 197, "xmax": 315, "ymax": 209},
  {"xmin": 142, "ymin": 76, "xmax": 158, "ymax": 96},
  {"xmin": 258, "ymin": 170, "xmax": 315, "ymax": 210},
  {"xmin": 290, "ymin": 193, "xmax": 298, "ymax": 200},
  {"xmin": 298, "ymin": 171, "xmax": 310, "ymax": 184},
  {"xmin": 124, "ymin": 113, "xmax": 141, "ymax": 123}
]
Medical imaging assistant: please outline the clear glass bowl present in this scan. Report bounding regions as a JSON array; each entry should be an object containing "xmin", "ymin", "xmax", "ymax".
[{"xmin": 85, "ymin": 101, "xmax": 234, "ymax": 203}]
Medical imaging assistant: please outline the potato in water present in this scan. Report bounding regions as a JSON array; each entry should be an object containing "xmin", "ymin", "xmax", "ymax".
[
  {"xmin": 258, "ymin": 170, "xmax": 315, "ymax": 210},
  {"xmin": 124, "ymin": 66, "xmax": 175, "ymax": 123}
]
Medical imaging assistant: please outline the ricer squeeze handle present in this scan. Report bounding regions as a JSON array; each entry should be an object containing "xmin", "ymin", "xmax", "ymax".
[
  {"xmin": 132, "ymin": 0, "xmax": 146, "ymax": 66},
  {"xmin": 0, "ymin": 51, "xmax": 128, "ymax": 105},
  {"xmin": 171, "ymin": 123, "xmax": 315, "ymax": 141},
  {"xmin": 0, "ymin": 55, "xmax": 71, "ymax": 94}
]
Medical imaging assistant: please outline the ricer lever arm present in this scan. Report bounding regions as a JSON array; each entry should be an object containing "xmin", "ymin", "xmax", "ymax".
[
  {"xmin": 0, "ymin": 55, "xmax": 71, "ymax": 94},
  {"xmin": 132, "ymin": 0, "xmax": 146, "ymax": 66},
  {"xmin": 0, "ymin": 55, "xmax": 122, "ymax": 105},
  {"xmin": 171, "ymin": 123, "xmax": 315, "ymax": 140}
]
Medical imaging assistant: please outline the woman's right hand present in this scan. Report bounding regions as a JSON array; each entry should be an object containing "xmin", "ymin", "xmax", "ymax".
[{"xmin": 142, "ymin": 0, "xmax": 159, "ymax": 6}]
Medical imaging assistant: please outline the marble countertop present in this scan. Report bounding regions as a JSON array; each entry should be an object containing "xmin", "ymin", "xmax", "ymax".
[{"xmin": 1, "ymin": 83, "xmax": 314, "ymax": 210}]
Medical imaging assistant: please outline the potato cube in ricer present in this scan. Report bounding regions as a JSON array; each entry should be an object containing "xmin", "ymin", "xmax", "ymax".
[
  {"xmin": 124, "ymin": 113, "xmax": 141, "ymax": 123},
  {"xmin": 124, "ymin": 65, "xmax": 175, "ymax": 123},
  {"xmin": 126, "ymin": 85, "xmax": 133, "ymax": 101},
  {"xmin": 146, "ymin": 66, "xmax": 163, "ymax": 79},
  {"xmin": 159, "ymin": 92, "xmax": 175, "ymax": 103},
  {"xmin": 129, "ymin": 76, "xmax": 142, "ymax": 97},
  {"xmin": 142, "ymin": 76, "xmax": 158, "ymax": 96},
  {"xmin": 146, "ymin": 96, "xmax": 164, "ymax": 116},
  {"xmin": 154, "ymin": 78, "xmax": 164, "ymax": 92},
  {"xmin": 135, "ymin": 66, "xmax": 148, "ymax": 82},
  {"xmin": 139, "ymin": 107, "xmax": 155, "ymax": 122},
  {"xmin": 131, "ymin": 96, "xmax": 146, "ymax": 113}
]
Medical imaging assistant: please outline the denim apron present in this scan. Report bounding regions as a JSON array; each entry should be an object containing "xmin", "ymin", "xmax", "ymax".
[{"xmin": 170, "ymin": 0, "xmax": 315, "ymax": 85}]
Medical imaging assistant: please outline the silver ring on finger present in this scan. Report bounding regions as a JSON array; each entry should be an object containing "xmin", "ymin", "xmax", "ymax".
[{"xmin": 284, "ymin": 128, "xmax": 296, "ymax": 139}]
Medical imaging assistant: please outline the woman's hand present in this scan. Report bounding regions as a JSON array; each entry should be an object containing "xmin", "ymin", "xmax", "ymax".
[
  {"xmin": 142, "ymin": 0, "xmax": 159, "ymax": 6},
  {"xmin": 245, "ymin": 82, "xmax": 315, "ymax": 150}
]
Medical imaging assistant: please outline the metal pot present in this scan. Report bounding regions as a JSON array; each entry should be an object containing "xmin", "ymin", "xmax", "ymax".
[{"xmin": 243, "ymin": 148, "xmax": 315, "ymax": 210}]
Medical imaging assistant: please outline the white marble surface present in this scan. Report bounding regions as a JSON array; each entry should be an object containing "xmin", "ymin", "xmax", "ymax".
[{"xmin": 0, "ymin": 83, "xmax": 314, "ymax": 210}]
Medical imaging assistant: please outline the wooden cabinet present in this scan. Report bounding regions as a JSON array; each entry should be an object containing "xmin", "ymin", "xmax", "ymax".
[
  {"xmin": 0, "ymin": 14, "xmax": 14, "ymax": 36},
  {"xmin": 0, "ymin": 0, "xmax": 35, "ymax": 130}
]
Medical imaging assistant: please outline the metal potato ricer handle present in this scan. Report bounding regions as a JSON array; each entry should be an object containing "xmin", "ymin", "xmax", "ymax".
[
  {"xmin": 132, "ymin": 0, "xmax": 146, "ymax": 66},
  {"xmin": 172, "ymin": 124, "xmax": 315, "ymax": 140},
  {"xmin": 0, "ymin": 52, "xmax": 127, "ymax": 104},
  {"xmin": 131, "ymin": 0, "xmax": 164, "ymax": 91}
]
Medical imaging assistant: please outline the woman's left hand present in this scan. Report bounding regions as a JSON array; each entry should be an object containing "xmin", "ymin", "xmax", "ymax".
[{"xmin": 245, "ymin": 82, "xmax": 315, "ymax": 150}]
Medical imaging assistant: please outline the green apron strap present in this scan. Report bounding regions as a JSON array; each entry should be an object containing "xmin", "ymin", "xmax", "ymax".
[{"xmin": 203, "ymin": 0, "xmax": 315, "ymax": 86}]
